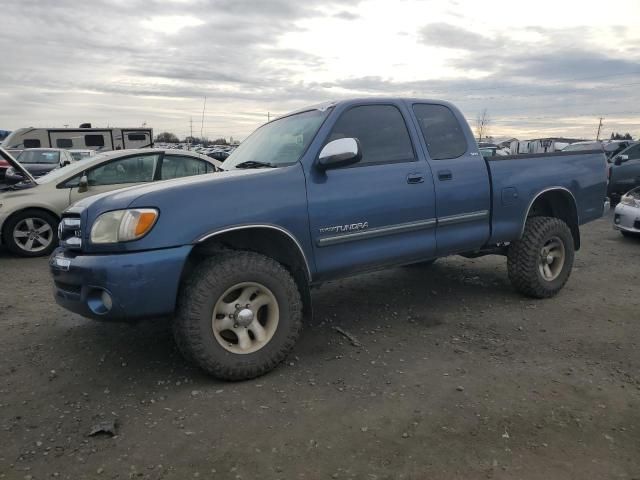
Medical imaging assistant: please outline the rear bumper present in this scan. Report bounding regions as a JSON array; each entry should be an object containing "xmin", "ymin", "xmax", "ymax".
[
  {"xmin": 50, "ymin": 245, "xmax": 192, "ymax": 321},
  {"xmin": 613, "ymin": 203, "xmax": 640, "ymax": 233}
]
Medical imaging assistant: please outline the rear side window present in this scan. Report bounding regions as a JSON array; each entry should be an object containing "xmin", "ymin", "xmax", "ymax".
[
  {"xmin": 413, "ymin": 104, "xmax": 467, "ymax": 160},
  {"xmin": 23, "ymin": 139, "xmax": 41, "ymax": 148},
  {"xmin": 327, "ymin": 105, "xmax": 415, "ymax": 165},
  {"xmin": 85, "ymin": 134, "xmax": 105, "ymax": 147},
  {"xmin": 161, "ymin": 156, "xmax": 211, "ymax": 179},
  {"xmin": 622, "ymin": 144, "xmax": 640, "ymax": 160},
  {"xmin": 56, "ymin": 138, "xmax": 73, "ymax": 148}
]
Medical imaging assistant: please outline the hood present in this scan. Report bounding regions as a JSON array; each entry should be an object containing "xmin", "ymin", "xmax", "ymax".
[
  {"xmin": 72, "ymin": 167, "xmax": 266, "ymax": 212},
  {"xmin": 0, "ymin": 147, "xmax": 36, "ymax": 184}
]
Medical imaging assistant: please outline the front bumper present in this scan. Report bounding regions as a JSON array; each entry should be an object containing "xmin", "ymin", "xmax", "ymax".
[
  {"xmin": 50, "ymin": 245, "xmax": 192, "ymax": 321},
  {"xmin": 613, "ymin": 203, "xmax": 640, "ymax": 233}
]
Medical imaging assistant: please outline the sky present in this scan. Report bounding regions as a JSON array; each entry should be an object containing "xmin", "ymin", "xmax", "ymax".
[{"xmin": 1, "ymin": 0, "xmax": 639, "ymax": 141}]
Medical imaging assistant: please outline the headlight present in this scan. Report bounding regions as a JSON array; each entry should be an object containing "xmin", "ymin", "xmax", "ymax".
[
  {"xmin": 5, "ymin": 167, "xmax": 14, "ymax": 176},
  {"xmin": 90, "ymin": 208, "xmax": 159, "ymax": 244},
  {"xmin": 620, "ymin": 195, "xmax": 640, "ymax": 208}
]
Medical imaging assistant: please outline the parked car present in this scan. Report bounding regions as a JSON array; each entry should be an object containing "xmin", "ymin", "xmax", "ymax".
[
  {"xmin": 0, "ymin": 156, "xmax": 9, "ymax": 182},
  {"xmin": 608, "ymin": 142, "xmax": 640, "ymax": 203},
  {"xmin": 613, "ymin": 187, "xmax": 640, "ymax": 238},
  {"xmin": 4, "ymin": 148, "xmax": 75, "ymax": 184},
  {"xmin": 562, "ymin": 140, "xmax": 635, "ymax": 160},
  {"xmin": 0, "ymin": 148, "xmax": 221, "ymax": 257},
  {"xmin": 69, "ymin": 149, "xmax": 97, "ymax": 161},
  {"xmin": 49, "ymin": 98, "xmax": 607, "ymax": 381}
]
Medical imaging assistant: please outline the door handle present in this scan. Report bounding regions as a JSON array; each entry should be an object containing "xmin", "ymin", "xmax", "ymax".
[
  {"xmin": 407, "ymin": 173, "xmax": 424, "ymax": 184},
  {"xmin": 438, "ymin": 170, "xmax": 453, "ymax": 181}
]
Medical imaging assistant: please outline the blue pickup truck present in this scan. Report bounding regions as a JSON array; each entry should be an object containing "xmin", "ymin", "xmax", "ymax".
[{"xmin": 50, "ymin": 98, "xmax": 607, "ymax": 380}]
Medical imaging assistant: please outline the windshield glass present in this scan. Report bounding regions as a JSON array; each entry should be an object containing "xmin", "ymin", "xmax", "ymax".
[
  {"xmin": 562, "ymin": 142, "xmax": 601, "ymax": 152},
  {"xmin": 223, "ymin": 109, "xmax": 331, "ymax": 169},
  {"xmin": 18, "ymin": 150, "xmax": 60, "ymax": 164}
]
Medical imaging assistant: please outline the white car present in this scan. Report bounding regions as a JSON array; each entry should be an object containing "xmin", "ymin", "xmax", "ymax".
[
  {"xmin": 613, "ymin": 187, "xmax": 640, "ymax": 238},
  {"xmin": 0, "ymin": 148, "xmax": 221, "ymax": 257}
]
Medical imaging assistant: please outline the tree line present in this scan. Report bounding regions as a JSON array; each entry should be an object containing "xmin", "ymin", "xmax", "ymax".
[{"xmin": 155, "ymin": 132, "xmax": 235, "ymax": 145}]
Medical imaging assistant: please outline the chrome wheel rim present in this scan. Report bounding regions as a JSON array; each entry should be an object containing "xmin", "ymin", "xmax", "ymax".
[
  {"xmin": 538, "ymin": 236, "xmax": 565, "ymax": 281},
  {"xmin": 211, "ymin": 282, "xmax": 279, "ymax": 354},
  {"xmin": 13, "ymin": 218, "xmax": 54, "ymax": 253}
]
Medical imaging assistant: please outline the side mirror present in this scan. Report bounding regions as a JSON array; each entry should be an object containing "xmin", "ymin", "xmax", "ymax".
[
  {"xmin": 317, "ymin": 138, "xmax": 362, "ymax": 171},
  {"xmin": 78, "ymin": 174, "xmax": 89, "ymax": 193},
  {"xmin": 61, "ymin": 160, "xmax": 70, "ymax": 167}
]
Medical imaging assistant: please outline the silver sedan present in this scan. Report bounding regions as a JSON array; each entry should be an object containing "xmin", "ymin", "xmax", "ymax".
[{"xmin": 613, "ymin": 187, "xmax": 640, "ymax": 238}]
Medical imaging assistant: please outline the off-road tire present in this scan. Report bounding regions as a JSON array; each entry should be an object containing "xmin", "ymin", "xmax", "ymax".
[
  {"xmin": 507, "ymin": 216, "xmax": 574, "ymax": 298},
  {"xmin": 174, "ymin": 251, "xmax": 303, "ymax": 381},
  {"xmin": 2, "ymin": 209, "xmax": 59, "ymax": 257}
]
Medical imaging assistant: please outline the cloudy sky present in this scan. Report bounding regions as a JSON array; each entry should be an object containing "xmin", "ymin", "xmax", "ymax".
[{"xmin": 1, "ymin": 0, "xmax": 639, "ymax": 141}]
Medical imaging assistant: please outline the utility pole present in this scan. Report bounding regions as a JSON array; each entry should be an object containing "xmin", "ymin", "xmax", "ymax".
[
  {"xmin": 200, "ymin": 96, "xmax": 207, "ymax": 144},
  {"xmin": 596, "ymin": 117, "xmax": 604, "ymax": 141}
]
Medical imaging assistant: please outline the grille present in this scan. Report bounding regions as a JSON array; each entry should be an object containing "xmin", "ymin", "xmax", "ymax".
[{"xmin": 58, "ymin": 215, "xmax": 82, "ymax": 249}]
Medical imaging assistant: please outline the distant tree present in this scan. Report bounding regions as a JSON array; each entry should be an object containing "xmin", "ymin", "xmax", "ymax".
[
  {"xmin": 475, "ymin": 109, "xmax": 491, "ymax": 142},
  {"xmin": 184, "ymin": 136, "xmax": 203, "ymax": 144},
  {"xmin": 211, "ymin": 138, "xmax": 228, "ymax": 145},
  {"xmin": 155, "ymin": 132, "xmax": 179, "ymax": 143},
  {"xmin": 610, "ymin": 132, "xmax": 634, "ymax": 140}
]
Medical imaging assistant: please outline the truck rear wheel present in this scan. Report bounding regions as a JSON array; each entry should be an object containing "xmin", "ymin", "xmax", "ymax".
[
  {"xmin": 507, "ymin": 216, "xmax": 575, "ymax": 298},
  {"xmin": 174, "ymin": 251, "xmax": 303, "ymax": 381}
]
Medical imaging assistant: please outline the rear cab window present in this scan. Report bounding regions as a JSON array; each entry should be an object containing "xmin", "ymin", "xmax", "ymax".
[
  {"xmin": 412, "ymin": 104, "xmax": 468, "ymax": 160},
  {"xmin": 327, "ymin": 104, "xmax": 415, "ymax": 165}
]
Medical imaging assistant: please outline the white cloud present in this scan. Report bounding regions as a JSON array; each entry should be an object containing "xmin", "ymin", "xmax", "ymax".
[
  {"xmin": 0, "ymin": 0, "xmax": 638, "ymax": 140},
  {"xmin": 141, "ymin": 15, "xmax": 205, "ymax": 34}
]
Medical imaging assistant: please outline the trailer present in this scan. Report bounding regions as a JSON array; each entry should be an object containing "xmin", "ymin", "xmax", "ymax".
[{"xmin": 0, "ymin": 125, "xmax": 153, "ymax": 151}]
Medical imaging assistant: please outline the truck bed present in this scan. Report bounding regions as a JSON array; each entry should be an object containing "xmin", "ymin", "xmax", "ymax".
[{"xmin": 486, "ymin": 149, "xmax": 608, "ymax": 245}]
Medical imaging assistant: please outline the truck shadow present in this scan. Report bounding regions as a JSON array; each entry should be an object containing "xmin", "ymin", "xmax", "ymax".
[{"xmin": 54, "ymin": 256, "xmax": 516, "ymax": 384}]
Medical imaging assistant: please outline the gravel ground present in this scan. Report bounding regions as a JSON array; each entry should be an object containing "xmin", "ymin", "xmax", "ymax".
[{"xmin": 1, "ymin": 211, "xmax": 639, "ymax": 480}]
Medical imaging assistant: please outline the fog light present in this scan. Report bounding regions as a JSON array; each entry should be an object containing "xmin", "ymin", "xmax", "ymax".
[{"xmin": 87, "ymin": 288, "xmax": 113, "ymax": 315}]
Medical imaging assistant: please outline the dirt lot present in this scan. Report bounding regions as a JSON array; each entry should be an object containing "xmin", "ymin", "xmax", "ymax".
[{"xmin": 0, "ymin": 211, "xmax": 639, "ymax": 480}]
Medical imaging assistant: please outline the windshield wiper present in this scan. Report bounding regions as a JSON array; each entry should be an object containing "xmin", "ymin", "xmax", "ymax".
[{"xmin": 233, "ymin": 160, "xmax": 277, "ymax": 169}]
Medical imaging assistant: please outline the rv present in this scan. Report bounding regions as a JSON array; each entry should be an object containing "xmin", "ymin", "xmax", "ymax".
[{"xmin": 0, "ymin": 125, "xmax": 153, "ymax": 151}]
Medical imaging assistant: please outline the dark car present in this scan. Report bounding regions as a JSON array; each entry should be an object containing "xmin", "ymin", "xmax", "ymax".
[
  {"xmin": 0, "ymin": 156, "xmax": 9, "ymax": 182},
  {"xmin": 4, "ymin": 149, "xmax": 74, "ymax": 184},
  {"xmin": 608, "ymin": 142, "xmax": 640, "ymax": 203}
]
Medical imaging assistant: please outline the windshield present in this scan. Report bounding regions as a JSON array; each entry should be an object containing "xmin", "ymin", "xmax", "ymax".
[
  {"xmin": 18, "ymin": 150, "xmax": 60, "ymax": 164},
  {"xmin": 562, "ymin": 142, "xmax": 601, "ymax": 152},
  {"xmin": 223, "ymin": 109, "xmax": 331, "ymax": 169}
]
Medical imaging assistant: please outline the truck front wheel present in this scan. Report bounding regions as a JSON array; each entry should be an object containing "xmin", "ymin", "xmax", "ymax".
[
  {"xmin": 174, "ymin": 251, "xmax": 303, "ymax": 380},
  {"xmin": 507, "ymin": 216, "xmax": 575, "ymax": 298}
]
